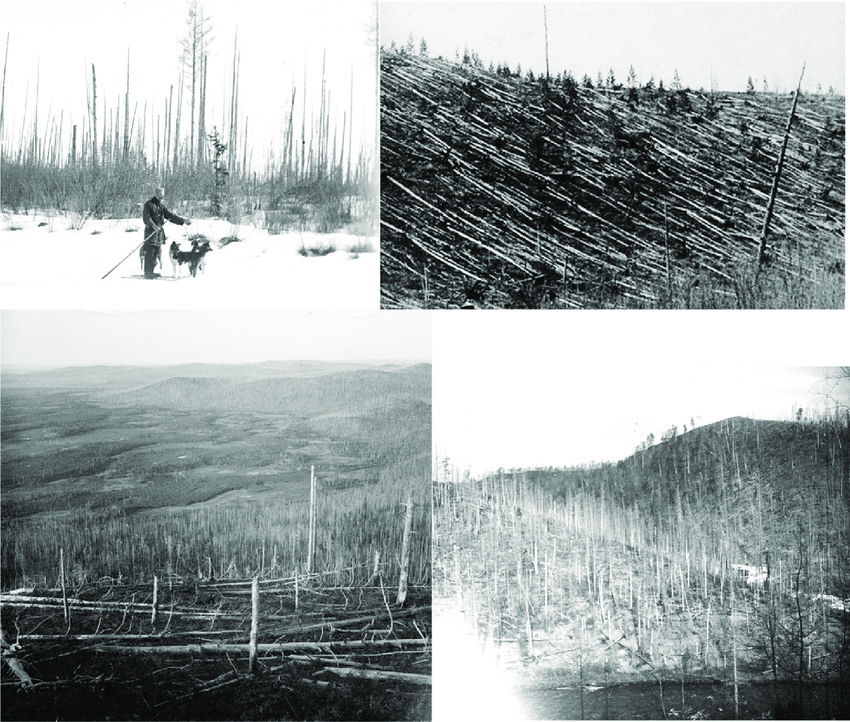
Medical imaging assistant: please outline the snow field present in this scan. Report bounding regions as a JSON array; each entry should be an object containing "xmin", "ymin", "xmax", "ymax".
[
  {"xmin": 0, "ymin": 213, "xmax": 378, "ymax": 310},
  {"xmin": 433, "ymin": 598, "xmax": 528, "ymax": 721}
]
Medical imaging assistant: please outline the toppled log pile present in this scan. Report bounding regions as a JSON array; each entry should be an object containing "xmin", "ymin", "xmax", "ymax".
[
  {"xmin": 381, "ymin": 51, "xmax": 845, "ymax": 308},
  {"xmin": 1, "ymin": 578, "xmax": 431, "ymax": 720}
]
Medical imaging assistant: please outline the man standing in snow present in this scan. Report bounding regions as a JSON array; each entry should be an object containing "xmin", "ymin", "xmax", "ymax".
[{"xmin": 142, "ymin": 187, "xmax": 191, "ymax": 279}]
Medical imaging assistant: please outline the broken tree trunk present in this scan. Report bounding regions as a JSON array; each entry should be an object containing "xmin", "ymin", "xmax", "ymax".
[
  {"xmin": 322, "ymin": 667, "xmax": 432, "ymax": 685},
  {"xmin": 307, "ymin": 465, "xmax": 316, "ymax": 574},
  {"xmin": 397, "ymin": 495, "xmax": 414, "ymax": 606},
  {"xmin": 756, "ymin": 62, "xmax": 806, "ymax": 272},
  {"xmin": 60, "ymin": 547, "xmax": 69, "ymax": 623},
  {"xmin": 97, "ymin": 639, "xmax": 429, "ymax": 654},
  {"xmin": 249, "ymin": 576, "xmax": 259, "ymax": 673},
  {"xmin": 1, "ymin": 630, "xmax": 33, "ymax": 688}
]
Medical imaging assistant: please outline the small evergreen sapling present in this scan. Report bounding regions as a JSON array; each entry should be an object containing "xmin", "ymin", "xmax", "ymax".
[{"xmin": 207, "ymin": 126, "xmax": 229, "ymax": 217}]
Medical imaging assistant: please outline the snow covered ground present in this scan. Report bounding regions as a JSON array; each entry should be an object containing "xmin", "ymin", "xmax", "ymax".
[
  {"xmin": 433, "ymin": 597, "xmax": 529, "ymax": 721},
  {"xmin": 0, "ymin": 212, "xmax": 378, "ymax": 310}
]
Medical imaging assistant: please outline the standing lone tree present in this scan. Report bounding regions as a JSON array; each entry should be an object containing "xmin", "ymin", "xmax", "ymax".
[
  {"xmin": 180, "ymin": 0, "xmax": 213, "ymax": 169},
  {"xmin": 207, "ymin": 127, "xmax": 228, "ymax": 217}
]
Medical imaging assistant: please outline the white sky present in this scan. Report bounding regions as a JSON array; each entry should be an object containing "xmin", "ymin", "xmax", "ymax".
[
  {"xmin": 434, "ymin": 313, "xmax": 850, "ymax": 476},
  {"xmin": 0, "ymin": 310, "xmax": 430, "ymax": 367},
  {"xmin": 1, "ymin": 0, "xmax": 378, "ymax": 170},
  {"xmin": 381, "ymin": 2, "xmax": 845, "ymax": 94}
]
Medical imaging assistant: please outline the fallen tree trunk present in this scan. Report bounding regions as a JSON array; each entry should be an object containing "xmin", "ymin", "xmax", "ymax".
[
  {"xmin": 270, "ymin": 605, "xmax": 430, "ymax": 635},
  {"xmin": 1, "ymin": 630, "xmax": 33, "ymax": 688},
  {"xmin": 96, "ymin": 638, "xmax": 430, "ymax": 654},
  {"xmin": 21, "ymin": 630, "xmax": 242, "ymax": 640},
  {"xmin": 321, "ymin": 667, "xmax": 432, "ymax": 685},
  {"xmin": 0, "ymin": 599, "xmax": 241, "ymax": 620}
]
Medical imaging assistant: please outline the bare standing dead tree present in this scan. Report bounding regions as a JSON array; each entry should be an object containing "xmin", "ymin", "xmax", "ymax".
[
  {"xmin": 179, "ymin": 0, "xmax": 213, "ymax": 169},
  {"xmin": 818, "ymin": 368, "xmax": 850, "ymax": 415}
]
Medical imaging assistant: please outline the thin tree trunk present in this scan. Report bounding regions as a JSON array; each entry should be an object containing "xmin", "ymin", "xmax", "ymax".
[
  {"xmin": 229, "ymin": 31, "xmax": 239, "ymax": 176},
  {"xmin": 197, "ymin": 50, "xmax": 207, "ymax": 169},
  {"xmin": 100, "ymin": 639, "xmax": 429, "ymax": 654},
  {"xmin": 301, "ymin": 60, "xmax": 307, "ymax": 181},
  {"xmin": 123, "ymin": 49, "xmax": 130, "ymax": 161},
  {"xmin": 732, "ymin": 576, "xmax": 739, "ymax": 719},
  {"xmin": 397, "ymin": 495, "xmax": 414, "ymax": 605},
  {"xmin": 348, "ymin": 63, "xmax": 353, "ymax": 185},
  {"xmin": 756, "ymin": 63, "xmax": 806, "ymax": 271},
  {"xmin": 307, "ymin": 466, "xmax": 316, "ymax": 574},
  {"xmin": 91, "ymin": 64, "xmax": 98, "ymax": 167},
  {"xmin": 33, "ymin": 57, "xmax": 39, "ymax": 163},
  {"xmin": 249, "ymin": 577, "xmax": 259, "ymax": 673},
  {"xmin": 165, "ymin": 86, "xmax": 172, "ymax": 175},
  {"xmin": 0, "ymin": 32, "xmax": 9, "ymax": 142},
  {"xmin": 60, "ymin": 548, "xmax": 68, "ymax": 623},
  {"xmin": 151, "ymin": 576, "xmax": 159, "ymax": 624},
  {"xmin": 173, "ymin": 76, "xmax": 183, "ymax": 170}
]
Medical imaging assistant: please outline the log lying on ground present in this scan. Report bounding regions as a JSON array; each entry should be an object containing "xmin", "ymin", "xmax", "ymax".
[
  {"xmin": 1, "ymin": 630, "xmax": 34, "ymax": 688},
  {"xmin": 95, "ymin": 639, "xmax": 430, "ymax": 654},
  {"xmin": 20, "ymin": 630, "xmax": 242, "ymax": 640},
  {"xmin": 320, "ymin": 667, "xmax": 432, "ymax": 685},
  {"xmin": 269, "ymin": 605, "xmax": 430, "ymax": 635},
  {"xmin": 0, "ymin": 598, "xmax": 243, "ymax": 620}
]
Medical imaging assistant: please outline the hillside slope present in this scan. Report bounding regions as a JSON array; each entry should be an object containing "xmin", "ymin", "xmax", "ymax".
[
  {"xmin": 435, "ymin": 414, "xmax": 850, "ymax": 717},
  {"xmin": 382, "ymin": 51, "xmax": 845, "ymax": 308}
]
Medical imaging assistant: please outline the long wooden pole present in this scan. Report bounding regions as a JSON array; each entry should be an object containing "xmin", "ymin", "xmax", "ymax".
[
  {"xmin": 60, "ymin": 548, "xmax": 68, "ymax": 623},
  {"xmin": 101, "ymin": 639, "xmax": 430, "ymax": 654},
  {"xmin": 1, "ymin": 32, "xmax": 9, "ymax": 143},
  {"xmin": 91, "ymin": 64, "xmax": 98, "ymax": 167},
  {"xmin": 307, "ymin": 466, "xmax": 316, "ymax": 574},
  {"xmin": 249, "ymin": 576, "xmax": 259, "ymax": 673},
  {"xmin": 151, "ymin": 576, "xmax": 159, "ymax": 625},
  {"xmin": 756, "ymin": 62, "xmax": 806, "ymax": 271},
  {"xmin": 397, "ymin": 495, "xmax": 414, "ymax": 606},
  {"xmin": 123, "ymin": 49, "xmax": 130, "ymax": 161}
]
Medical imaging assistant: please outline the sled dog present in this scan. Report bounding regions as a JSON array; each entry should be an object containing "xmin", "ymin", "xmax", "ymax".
[
  {"xmin": 191, "ymin": 239, "xmax": 212, "ymax": 276},
  {"xmin": 169, "ymin": 241, "xmax": 193, "ymax": 277}
]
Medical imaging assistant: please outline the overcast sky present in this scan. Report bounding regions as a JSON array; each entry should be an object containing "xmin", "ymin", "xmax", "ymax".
[
  {"xmin": 1, "ymin": 0, "xmax": 377, "ymax": 169},
  {"xmin": 381, "ymin": 2, "xmax": 845, "ymax": 94},
  {"xmin": 434, "ymin": 313, "xmax": 850, "ymax": 476},
  {"xmin": 0, "ymin": 310, "xmax": 430, "ymax": 367}
]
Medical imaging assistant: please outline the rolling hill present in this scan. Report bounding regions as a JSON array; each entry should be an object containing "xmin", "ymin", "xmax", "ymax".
[{"xmin": 435, "ymin": 413, "xmax": 850, "ymax": 716}]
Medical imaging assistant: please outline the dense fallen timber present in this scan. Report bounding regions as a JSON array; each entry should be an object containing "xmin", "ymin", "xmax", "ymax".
[
  {"xmin": 1, "ymin": 581, "xmax": 432, "ymax": 720},
  {"xmin": 381, "ymin": 51, "xmax": 845, "ymax": 308}
]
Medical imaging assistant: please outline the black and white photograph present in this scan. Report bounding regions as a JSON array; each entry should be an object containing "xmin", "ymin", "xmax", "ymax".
[
  {"xmin": 1, "ymin": 1, "xmax": 849, "ymax": 720},
  {"xmin": 381, "ymin": 2, "xmax": 844, "ymax": 308},
  {"xmin": 0, "ymin": 310, "xmax": 431, "ymax": 720},
  {"xmin": 0, "ymin": 0, "xmax": 379, "ymax": 310},
  {"xmin": 433, "ymin": 313, "xmax": 850, "ymax": 719}
]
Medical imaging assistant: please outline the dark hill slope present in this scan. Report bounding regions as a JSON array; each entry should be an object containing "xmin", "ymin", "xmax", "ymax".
[
  {"xmin": 381, "ymin": 51, "xmax": 845, "ymax": 308},
  {"xmin": 110, "ymin": 365, "xmax": 432, "ymax": 415},
  {"xmin": 524, "ymin": 415, "xmax": 849, "ymax": 571}
]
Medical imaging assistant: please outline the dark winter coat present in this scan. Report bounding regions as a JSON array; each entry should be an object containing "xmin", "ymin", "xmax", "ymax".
[{"xmin": 142, "ymin": 196, "xmax": 187, "ymax": 247}]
